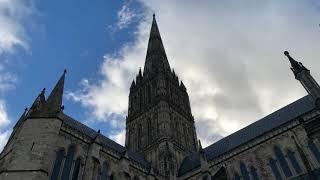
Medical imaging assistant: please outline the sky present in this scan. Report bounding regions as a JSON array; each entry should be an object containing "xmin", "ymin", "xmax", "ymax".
[{"xmin": 0, "ymin": 0, "xmax": 320, "ymax": 151}]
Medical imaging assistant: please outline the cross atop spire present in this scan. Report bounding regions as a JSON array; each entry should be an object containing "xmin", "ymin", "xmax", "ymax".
[{"xmin": 143, "ymin": 14, "xmax": 171, "ymax": 76}]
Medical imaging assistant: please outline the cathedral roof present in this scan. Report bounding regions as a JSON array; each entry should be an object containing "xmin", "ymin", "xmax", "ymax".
[
  {"xmin": 59, "ymin": 113, "xmax": 151, "ymax": 169},
  {"xmin": 178, "ymin": 95, "xmax": 315, "ymax": 176}
]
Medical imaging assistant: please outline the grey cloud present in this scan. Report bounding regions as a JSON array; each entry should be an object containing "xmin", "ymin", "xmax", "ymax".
[{"xmin": 71, "ymin": 0, "xmax": 320, "ymax": 146}]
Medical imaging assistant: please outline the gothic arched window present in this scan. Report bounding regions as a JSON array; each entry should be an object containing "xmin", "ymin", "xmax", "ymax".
[
  {"xmin": 274, "ymin": 146, "xmax": 292, "ymax": 177},
  {"xmin": 97, "ymin": 165, "xmax": 102, "ymax": 180},
  {"xmin": 239, "ymin": 162, "xmax": 250, "ymax": 180},
  {"xmin": 51, "ymin": 149, "xmax": 65, "ymax": 180},
  {"xmin": 175, "ymin": 122, "xmax": 179, "ymax": 143},
  {"xmin": 147, "ymin": 85, "xmax": 152, "ymax": 103},
  {"xmin": 269, "ymin": 158, "xmax": 282, "ymax": 180},
  {"xmin": 92, "ymin": 158, "xmax": 101, "ymax": 180},
  {"xmin": 202, "ymin": 175, "xmax": 209, "ymax": 180},
  {"xmin": 250, "ymin": 166, "xmax": 259, "ymax": 180},
  {"xmin": 148, "ymin": 118, "xmax": 151, "ymax": 144},
  {"xmin": 61, "ymin": 145, "xmax": 75, "ymax": 180},
  {"xmin": 124, "ymin": 172, "xmax": 131, "ymax": 180},
  {"xmin": 101, "ymin": 161, "xmax": 111, "ymax": 180},
  {"xmin": 138, "ymin": 124, "xmax": 142, "ymax": 150},
  {"xmin": 234, "ymin": 173, "xmax": 240, "ymax": 180},
  {"xmin": 72, "ymin": 158, "xmax": 81, "ymax": 180},
  {"xmin": 308, "ymin": 141, "xmax": 320, "ymax": 163},
  {"xmin": 287, "ymin": 150, "xmax": 302, "ymax": 174},
  {"xmin": 183, "ymin": 124, "xmax": 188, "ymax": 147}
]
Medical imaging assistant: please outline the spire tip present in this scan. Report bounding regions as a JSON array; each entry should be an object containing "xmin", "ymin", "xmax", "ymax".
[
  {"xmin": 284, "ymin": 51, "xmax": 289, "ymax": 56},
  {"xmin": 64, "ymin": 69, "xmax": 67, "ymax": 74},
  {"xmin": 41, "ymin": 88, "xmax": 46, "ymax": 94}
]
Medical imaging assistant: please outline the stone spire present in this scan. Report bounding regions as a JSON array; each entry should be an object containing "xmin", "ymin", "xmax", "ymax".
[
  {"xmin": 284, "ymin": 51, "xmax": 320, "ymax": 102},
  {"xmin": 45, "ymin": 70, "xmax": 66, "ymax": 114},
  {"xmin": 143, "ymin": 14, "xmax": 171, "ymax": 76},
  {"xmin": 130, "ymin": 80, "xmax": 136, "ymax": 89},
  {"xmin": 28, "ymin": 88, "xmax": 46, "ymax": 117},
  {"xmin": 126, "ymin": 16, "xmax": 198, "ymax": 178},
  {"xmin": 13, "ymin": 108, "xmax": 29, "ymax": 130},
  {"xmin": 284, "ymin": 51, "xmax": 309, "ymax": 77},
  {"xmin": 180, "ymin": 81, "xmax": 186, "ymax": 91}
]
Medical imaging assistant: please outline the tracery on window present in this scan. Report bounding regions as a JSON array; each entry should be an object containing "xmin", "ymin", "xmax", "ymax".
[
  {"xmin": 308, "ymin": 141, "xmax": 320, "ymax": 163},
  {"xmin": 239, "ymin": 162, "xmax": 250, "ymax": 180},
  {"xmin": 286, "ymin": 150, "xmax": 302, "ymax": 174},
  {"xmin": 250, "ymin": 166, "xmax": 259, "ymax": 180},
  {"xmin": 51, "ymin": 148, "xmax": 65, "ymax": 180},
  {"xmin": 269, "ymin": 158, "xmax": 282, "ymax": 180},
  {"xmin": 51, "ymin": 146, "xmax": 82, "ymax": 180},
  {"xmin": 274, "ymin": 146, "xmax": 292, "ymax": 177}
]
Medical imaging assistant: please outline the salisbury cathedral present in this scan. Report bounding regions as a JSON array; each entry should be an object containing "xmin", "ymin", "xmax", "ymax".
[{"xmin": 1, "ymin": 15, "xmax": 320, "ymax": 180}]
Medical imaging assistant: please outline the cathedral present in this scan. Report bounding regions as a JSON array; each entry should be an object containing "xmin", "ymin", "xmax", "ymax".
[{"xmin": 1, "ymin": 15, "xmax": 320, "ymax": 180}]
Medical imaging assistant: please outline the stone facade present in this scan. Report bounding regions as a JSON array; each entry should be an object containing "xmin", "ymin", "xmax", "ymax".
[{"xmin": 1, "ymin": 16, "xmax": 320, "ymax": 180}]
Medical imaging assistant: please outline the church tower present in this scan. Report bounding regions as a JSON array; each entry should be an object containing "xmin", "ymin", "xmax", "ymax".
[
  {"xmin": 284, "ymin": 51, "xmax": 320, "ymax": 141},
  {"xmin": 125, "ymin": 15, "xmax": 198, "ymax": 178},
  {"xmin": 284, "ymin": 51, "xmax": 320, "ymax": 104}
]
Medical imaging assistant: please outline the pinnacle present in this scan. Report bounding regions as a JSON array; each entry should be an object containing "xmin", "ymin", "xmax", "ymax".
[
  {"xmin": 283, "ymin": 51, "xmax": 309, "ymax": 77},
  {"xmin": 144, "ymin": 15, "xmax": 171, "ymax": 76},
  {"xmin": 284, "ymin": 51, "xmax": 289, "ymax": 56},
  {"xmin": 46, "ymin": 70, "xmax": 66, "ymax": 114}
]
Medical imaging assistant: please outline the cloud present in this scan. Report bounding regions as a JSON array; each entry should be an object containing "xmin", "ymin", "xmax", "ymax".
[
  {"xmin": 0, "ymin": 130, "xmax": 11, "ymax": 152},
  {"xmin": 0, "ymin": 101, "xmax": 11, "ymax": 151},
  {"xmin": 0, "ymin": 70, "xmax": 16, "ymax": 152},
  {"xmin": 109, "ymin": 129, "xmax": 126, "ymax": 145},
  {"xmin": 71, "ymin": 0, "xmax": 320, "ymax": 146},
  {"xmin": 0, "ymin": 0, "xmax": 37, "ymax": 151},
  {"xmin": 0, "ymin": 100, "xmax": 10, "ymax": 128},
  {"xmin": 116, "ymin": 1, "xmax": 136, "ymax": 29},
  {"xmin": 107, "ymin": 0, "xmax": 143, "ymax": 32},
  {"xmin": 0, "ymin": 71, "xmax": 17, "ymax": 93},
  {"xmin": 0, "ymin": 0, "xmax": 36, "ymax": 54}
]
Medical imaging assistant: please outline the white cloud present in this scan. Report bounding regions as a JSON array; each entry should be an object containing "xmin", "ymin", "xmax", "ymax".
[
  {"xmin": 116, "ymin": 1, "xmax": 136, "ymax": 30},
  {"xmin": 0, "ymin": 0, "xmax": 36, "ymax": 152},
  {"xmin": 0, "ymin": 0, "xmax": 35, "ymax": 54},
  {"xmin": 109, "ymin": 129, "xmax": 126, "ymax": 145},
  {"xmin": 107, "ymin": 0, "xmax": 141, "ymax": 32},
  {"xmin": 0, "ymin": 71, "xmax": 16, "ymax": 152},
  {"xmin": 0, "ymin": 71, "xmax": 17, "ymax": 93},
  {"xmin": 0, "ymin": 130, "xmax": 11, "ymax": 152},
  {"xmin": 0, "ymin": 100, "xmax": 10, "ymax": 128},
  {"xmin": 0, "ymin": 100, "xmax": 11, "ymax": 152},
  {"xmin": 71, "ymin": 0, "xmax": 320, "ymax": 146},
  {"xmin": 67, "ymin": 27, "xmax": 149, "ymax": 120}
]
